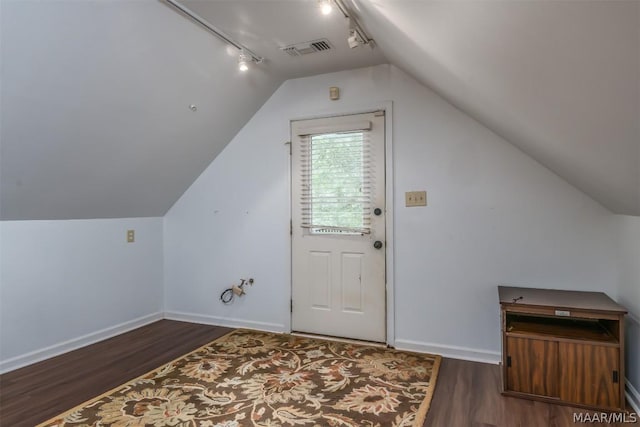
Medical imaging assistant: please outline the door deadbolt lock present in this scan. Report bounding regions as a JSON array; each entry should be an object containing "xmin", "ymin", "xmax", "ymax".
[
  {"xmin": 373, "ymin": 240, "xmax": 383, "ymax": 249},
  {"xmin": 374, "ymin": 208, "xmax": 382, "ymax": 216}
]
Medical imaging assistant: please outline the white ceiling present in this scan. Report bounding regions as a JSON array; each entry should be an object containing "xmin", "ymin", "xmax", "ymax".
[
  {"xmin": 1, "ymin": 0, "xmax": 638, "ymax": 219},
  {"xmin": 181, "ymin": 0, "xmax": 387, "ymax": 80},
  {"xmin": 0, "ymin": 0, "xmax": 385, "ymax": 220},
  {"xmin": 355, "ymin": 0, "xmax": 640, "ymax": 215}
]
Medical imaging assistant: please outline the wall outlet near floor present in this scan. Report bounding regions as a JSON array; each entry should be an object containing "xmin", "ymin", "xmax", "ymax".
[
  {"xmin": 405, "ymin": 191, "xmax": 427, "ymax": 207},
  {"xmin": 127, "ymin": 229, "xmax": 135, "ymax": 243}
]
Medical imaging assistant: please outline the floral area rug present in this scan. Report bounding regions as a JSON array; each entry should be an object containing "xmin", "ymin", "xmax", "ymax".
[{"xmin": 38, "ymin": 329, "xmax": 441, "ymax": 427}]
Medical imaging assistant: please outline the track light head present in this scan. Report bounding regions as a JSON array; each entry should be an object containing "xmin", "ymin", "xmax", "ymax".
[
  {"xmin": 347, "ymin": 29, "xmax": 362, "ymax": 49},
  {"xmin": 319, "ymin": 0, "xmax": 333, "ymax": 15},
  {"xmin": 238, "ymin": 52, "xmax": 249, "ymax": 72}
]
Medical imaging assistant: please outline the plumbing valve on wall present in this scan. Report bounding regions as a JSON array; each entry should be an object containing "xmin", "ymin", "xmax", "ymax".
[{"xmin": 220, "ymin": 278, "xmax": 255, "ymax": 304}]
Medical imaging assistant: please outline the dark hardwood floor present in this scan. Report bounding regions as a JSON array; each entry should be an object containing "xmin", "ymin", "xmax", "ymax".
[
  {"xmin": 0, "ymin": 320, "xmax": 637, "ymax": 427},
  {"xmin": 0, "ymin": 320, "xmax": 232, "ymax": 427},
  {"xmin": 423, "ymin": 357, "xmax": 638, "ymax": 427}
]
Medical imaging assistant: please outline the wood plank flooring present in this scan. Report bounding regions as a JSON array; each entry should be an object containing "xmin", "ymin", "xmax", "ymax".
[
  {"xmin": 0, "ymin": 320, "xmax": 232, "ymax": 427},
  {"xmin": 0, "ymin": 320, "xmax": 637, "ymax": 427},
  {"xmin": 423, "ymin": 357, "xmax": 638, "ymax": 426}
]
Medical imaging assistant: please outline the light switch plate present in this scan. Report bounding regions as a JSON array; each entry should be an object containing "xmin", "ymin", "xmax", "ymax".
[
  {"xmin": 127, "ymin": 229, "xmax": 135, "ymax": 243},
  {"xmin": 405, "ymin": 191, "xmax": 427, "ymax": 207}
]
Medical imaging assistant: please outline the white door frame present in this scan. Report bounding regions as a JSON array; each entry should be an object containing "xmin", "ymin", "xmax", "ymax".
[{"xmin": 287, "ymin": 101, "xmax": 395, "ymax": 347}]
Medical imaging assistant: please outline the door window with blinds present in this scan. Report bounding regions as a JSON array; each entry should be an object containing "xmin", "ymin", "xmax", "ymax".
[{"xmin": 299, "ymin": 121, "xmax": 373, "ymax": 235}]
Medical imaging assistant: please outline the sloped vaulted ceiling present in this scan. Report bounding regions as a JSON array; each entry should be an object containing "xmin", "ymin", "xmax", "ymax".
[
  {"xmin": 0, "ymin": 1, "xmax": 280, "ymax": 220},
  {"xmin": 355, "ymin": 0, "xmax": 640, "ymax": 215},
  {"xmin": 1, "ymin": 0, "xmax": 638, "ymax": 219},
  {"xmin": 0, "ymin": 0, "xmax": 385, "ymax": 220}
]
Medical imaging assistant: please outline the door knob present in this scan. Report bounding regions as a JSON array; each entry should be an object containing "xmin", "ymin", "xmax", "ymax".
[
  {"xmin": 373, "ymin": 240, "xmax": 383, "ymax": 249},
  {"xmin": 374, "ymin": 208, "xmax": 382, "ymax": 216}
]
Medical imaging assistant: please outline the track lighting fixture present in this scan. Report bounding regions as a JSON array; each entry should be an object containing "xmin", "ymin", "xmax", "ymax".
[
  {"xmin": 319, "ymin": 0, "xmax": 374, "ymax": 49},
  {"xmin": 238, "ymin": 52, "xmax": 249, "ymax": 72},
  {"xmin": 163, "ymin": 0, "xmax": 263, "ymax": 72},
  {"xmin": 347, "ymin": 29, "xmax": 363, "ymax": 49},
  {"xmin": 319, "ymin": 0, "xmax": 333, "ymax": 15}
]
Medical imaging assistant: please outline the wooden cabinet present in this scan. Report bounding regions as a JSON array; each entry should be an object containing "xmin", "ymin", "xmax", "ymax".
[
  {"xmin": 558, "ymin": 342, "xmax": 620, "ymax": 409},
  {"xmin": 506, "ymin": 337, "xmax": 558, "ymax": 397},
  {"xmin": 499, "ymin": 286, "xmax": 627, "ymax": 411}
]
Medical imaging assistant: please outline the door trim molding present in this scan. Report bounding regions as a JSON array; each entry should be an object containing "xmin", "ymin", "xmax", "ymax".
[
  {"xmin": 287, "ymin": 101, "xmax": 395, "ymax": 347},
  {"xmin": 382, "ymin": 102, "xmax": 395, "ymax": 348}
]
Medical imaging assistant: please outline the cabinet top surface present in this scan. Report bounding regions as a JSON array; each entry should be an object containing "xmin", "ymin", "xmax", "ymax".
[{"xmin": 498, "ymin": 286, "xmax": 627, "ymax": 313}]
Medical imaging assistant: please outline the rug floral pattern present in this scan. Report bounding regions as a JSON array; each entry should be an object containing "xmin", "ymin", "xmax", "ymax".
[{"xmin": 39, "ymin": 330, "xmax": 441, "ymax": 427}]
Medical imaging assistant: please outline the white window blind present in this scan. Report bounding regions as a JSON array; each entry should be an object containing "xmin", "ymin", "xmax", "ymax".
[{"xmin": 299, "ymin": 130, "xmax": 373, "ymax": 234}]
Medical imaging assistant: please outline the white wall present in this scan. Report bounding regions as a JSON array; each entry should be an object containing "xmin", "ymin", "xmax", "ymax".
[
  {"xmin": 616, "ymin": 215, "xmax": 640, "ymax": 404},
  {"xmin": 164, "ymin": 64, "xmax": 618, "ymax": 361},
  {"xmin": 0, "ymin": 217, "xmax": 164, "ymax": 372}
]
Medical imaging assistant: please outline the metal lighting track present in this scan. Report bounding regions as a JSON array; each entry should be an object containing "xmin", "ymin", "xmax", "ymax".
[
  {"xmin": 162, "ymin": 0, "xmax": 263, "ymax": 63},
  {"xmin": 334, "ymin": 0, "xmax": 374, "ymax": 47}
]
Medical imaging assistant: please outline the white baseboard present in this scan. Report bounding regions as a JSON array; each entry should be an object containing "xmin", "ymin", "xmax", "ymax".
[
  {"xmin": 624, "ymin": 314, "xmax": 640, "ymax": 414},
  {"xmin": 163, "ymin": 311, "xmax": 286, "ymax": 334},
  {"xmin": 163, "ymin": 314, "xmax": 498, "ymax": 365},
  {"xmin": 627, "ymin": 380, "xmax": 640, "ymax": 415},
  {"xmin": 0, "ymin": 312, "xmax": 163, "ymax": 374},
  {"xmin": 394, "ymin": 338, "xmax": 501, "ymax": 364}
]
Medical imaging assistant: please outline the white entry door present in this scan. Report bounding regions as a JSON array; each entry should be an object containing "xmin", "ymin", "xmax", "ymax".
[{"xmin": 291, "ymin": 112, "xmax": 386, "ymax": 343}]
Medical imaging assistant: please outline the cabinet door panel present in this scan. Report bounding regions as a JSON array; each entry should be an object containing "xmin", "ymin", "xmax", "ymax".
[
  {"xmin": 506, "ymin": 337, "xmax": 558, "ymax": 397},
  {"xmin": 558, "ymin": 343, "xmax": 619, "ymax": 408}
]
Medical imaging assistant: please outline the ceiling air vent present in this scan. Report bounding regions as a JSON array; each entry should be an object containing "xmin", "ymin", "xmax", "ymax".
[
  {"xmin": 281, "ymin": 39, "xmax": 333, "ymax": 57},
  {"xmin": 310, "ymin": 40, "xmax": 331, "ymax": 51}
]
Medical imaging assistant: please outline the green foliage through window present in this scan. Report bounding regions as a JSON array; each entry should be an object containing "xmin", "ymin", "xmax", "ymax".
[{"xmin": 309, "ymin": 131, "xmax": 368, "ymax": 232}]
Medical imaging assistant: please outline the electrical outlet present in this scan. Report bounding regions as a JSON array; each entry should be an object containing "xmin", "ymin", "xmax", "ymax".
[
  {"xmin": 405, "ymin": 191, "xmax": 427, "ymax": 207},
  {"xmin": 127, "ymin": 229, "xmax": 135, "ymax": 243},
  {"xmin": 329, "ymin": 86, "xmax": 340, "ymax": 100}
]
